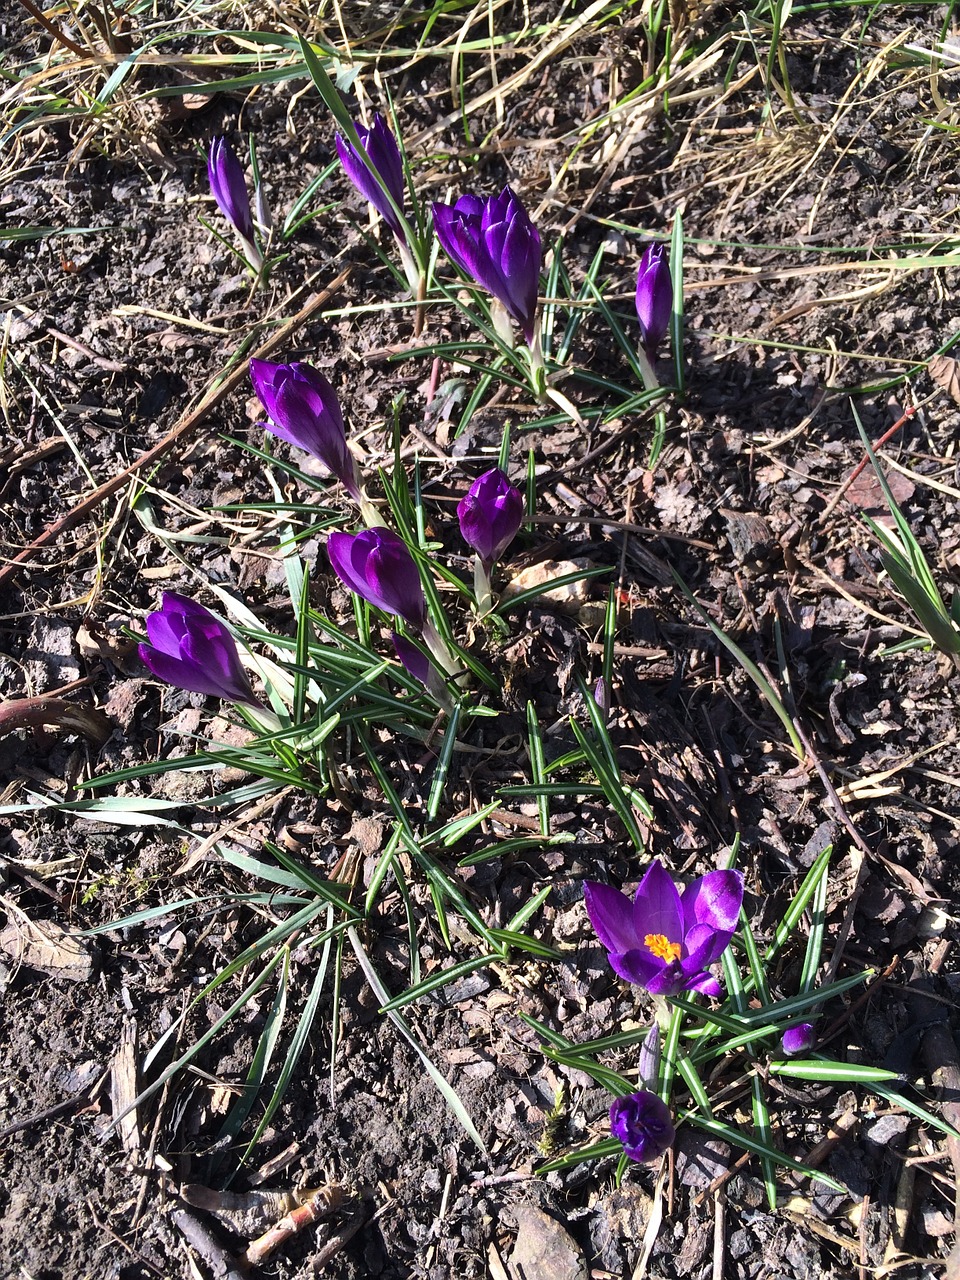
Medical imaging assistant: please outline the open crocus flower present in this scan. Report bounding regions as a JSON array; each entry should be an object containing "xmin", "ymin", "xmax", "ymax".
[
  {"xmin": 584, "ymin": 859, "xmax": 743, "ymax": 997},
  {"xmin": 327, "ymin": 528, "xmax": 426, "ymax": 631},
  {"xmin": 635, "ymin": 242, "xmax": 672, "ymax": 356},
  {"xmin": 335, "ymin": 114, "xmax": 406, "ymax": 240},
  {"xmin": 207, "ymin": 137, "xmax": 262, "ymax": 270},
  {"xmin": 610, "ymin": 1091, "xmax": 675, "ymax": 1164},
  {"xmin": 249, "ymin": 359, "xmax": 360, "ymax": 501},
  {"xmin": 432, "ymin": 187, "xmax": 541, "ymax": 345},
  {"xmin": 139, "ymin": 593, "xmax": 259, "ymax": 706}
]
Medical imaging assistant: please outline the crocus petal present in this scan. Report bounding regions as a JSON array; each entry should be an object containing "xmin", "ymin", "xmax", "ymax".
[
  {"xmin": 139, "ymin": 645, "xmax": 226, "ymax": 699},
  {"xmin": 499, "ymin": 211, "xmax": 540, "ymax": 340},
  {"xmin": 685, "ymin": 971, "xmax": 722, "ymax": 998},
  {"xmin": 327, "ymin": 531, "xmax": 373, "ymax": 600},
  {"xmin": 392, "ymin": 632, "xmax": 431, "ymax": 686},
  {"xmin": 249, "ymin": 358, "xmax": 283, "ymax": 421},
  {"xmin": 145, "ymin": 609, "xmax": 185, "ymax": 657},
  {"xmin": 631, "ymin": 860, "xmax": 684, "ymax": 947},
  {"xmin": 643, "ymin": 961, "xmax": 688, "ymax": 998},
  {"xmin": 681, "ymin": 922, "xmax": 732, "ymax": 972},
  {"xmin": 433, "ymin": 194, "xmax": 486, "ymax": 277},
  {"xmin": 583, "ymin": 881, "xmax": 641, "ymax": 956},
  {"xmin": 680, "ymin": 870, "xmax": 744, "ymax": 939},
  {"xmin": 608, "ymin": 948, "xmax": 665, "ymax": 988}
]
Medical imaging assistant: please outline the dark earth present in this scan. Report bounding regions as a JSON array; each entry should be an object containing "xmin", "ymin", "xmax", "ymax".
[{"xmin": 2, "ymin": 1, "xmax": 960, "ymax": 1277}]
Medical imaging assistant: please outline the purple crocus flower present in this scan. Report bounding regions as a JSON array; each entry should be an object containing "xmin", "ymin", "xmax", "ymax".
[
  {"xmin": 781, "ymin": 1023, "xmax": 816, "ymax": 1057},
  {"xmin": 635, "ymin": 242, "xmax": 672, "ymax": 355},
  {"xmin": 335, "ymin": 114, "xmax": 406, "ymax": 239},
  {"xmin": 584, "ymin": 859, "xmax": 744, "ymax": 997},
  {"xmin": 139, "ymin": 593, "xmax": 259, "ymax": 706},
  {"xmin": 432, "ymin": 187, "xmax": 541, "ymax": 344},
  {"xmin": 457, "ymin": 468, "xmax": 523, "ymax": 569},
  {"xmin": 327, "ymin": 528, "xmax": 426, "ymax": 631},
  {"xmin": 249, "ymin": 359, "xmax": 359, "ymax": 500},
  {"xmin": 610, "ymin": 1090, "xmax": 675, "ymax": 1164},
  {"xmin": 207, "ymin": 137, "xmax": 261, "ymax": 267}
]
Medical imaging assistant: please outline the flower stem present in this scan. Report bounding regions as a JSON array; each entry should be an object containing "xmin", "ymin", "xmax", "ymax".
[
  {"xmin": 241, "ymin": 704, "xmax": 283, "ymax": 734},
  {"xmin": 658, "ymin": 1000, "xmax": 684, "ymax": 1103},
  {"xmin": 635, "ymin": 345, "xmax": 660, "ymax": 393},
  {"xmin": 473, "ymin": 557, "xmax": 493, "ymax": 616},
  {"xmin": 358, "ymin": 493, "xmax": 385, "ymax": 529},
  {"xmin": 422, "ymin": 619, "xmax": 461, "ymax": 681},
  {"xmin": 525, "ymin": 323, "xmax": 546, "ymax": 397}
]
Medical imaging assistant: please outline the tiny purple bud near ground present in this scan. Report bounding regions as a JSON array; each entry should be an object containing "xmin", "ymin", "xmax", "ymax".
[
  {"xmin": 584, "ymin": 858, "xmax": 744, "ymax": 997},
  {"xmin": 781, "ymin": 1023, "xmax": 817, "ymax": 1056},
  {"xmin": 457, "ymin": 468, "xmax": 523, "ymax": 568},
  {"xmin": 335, "ymin": 114, "xmax": 406, "ymax": 240},
  {"xmin": 610, "ymin": 1091, "xmax": 675, "ymax": 1164},
  {"xmin": 593, "ymin": 676, "xmax": 610, "ymax": 718},
  {"xmin": 139, "ymin": 593, "xmax": 260, "ymax": 706},
  {"xmin": 433, "ymin": 187, "xmax": 541, "ymax": 344},
  {"xmin": 327, "ymin": 528, "xmax": 427, "ymax": 631},
  {"xmin": 207, "ymin": 137, "xmax": 261, "ymax": 268},
  {"xmin": 635, "ymin": 242, "xmax": 672, "ymax": 355},
  {"xmin": 249, "ymin": 359, "xmax": 360, "ymax": 500}
]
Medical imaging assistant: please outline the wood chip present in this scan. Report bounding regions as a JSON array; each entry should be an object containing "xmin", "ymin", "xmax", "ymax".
[{"xmin": 110, "ymin": 1017, "xmax": 141, "ymax": 1155}]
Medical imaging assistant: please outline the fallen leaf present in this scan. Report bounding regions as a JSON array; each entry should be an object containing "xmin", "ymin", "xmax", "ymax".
[
  {"xmin": 0, "ymin": 915, "xmax": 96, "ymax": 981},
  {"xmin": 846, "ymin": 465, "xmax": 914, "ymax": 514},
  {"xmin": 928, "ymin": 354, "xmax": 960, "ymax": 403}
]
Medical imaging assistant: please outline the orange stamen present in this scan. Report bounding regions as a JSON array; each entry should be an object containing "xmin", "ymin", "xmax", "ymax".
[{"xmin": 644, "ymin": 933, "xmax": 682, "ymax": 963}]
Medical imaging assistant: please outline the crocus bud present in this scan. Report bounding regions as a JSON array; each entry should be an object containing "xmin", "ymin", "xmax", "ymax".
[
  {"xmin": 610, "ymin": 1090, "xmax": 675, "ymax": 1164},
  {"xmin": 335, "ymin": 114, "xmax": 406, "ymax": 240},
  {"xmin": 139, "ymin": 593, "xmax": 259, "ymax": 706},
  {"xmin": 635, "ymin": 242, "xmax": 672, "ymax": 355},
  {"xmin": 637, "ymin": 1024, "xmax": 661, "ymax": 1090},
  {"xmin": 457, "ymin": 468, "xmax": 523, "ymax": 569},
  {"xmin": 433, "ymin": 187, "xmax": 541, "ymax": 344},
  {"xmin": 249, "ymin": 359, "xmax": 360, "ymax": 501},
  {"xmin": 207, "ymin": 137, "xmax": 262, "ymax": 269},
  {"xmin": 327, "ymin": 528, "xmax": 427, "ymax": 631},
  {"xmin": 593, "ymin": 676, "xmax": 610, "ymax": 718},
  {"xmin": 781, "ymin": 1023, "xmax": 816, "ymax": 1057}
]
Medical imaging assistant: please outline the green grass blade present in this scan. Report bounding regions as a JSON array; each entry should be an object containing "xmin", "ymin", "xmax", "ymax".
[{"xmin": 526, "ymin": 701, "xmax": 550, "ymax": 837}]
